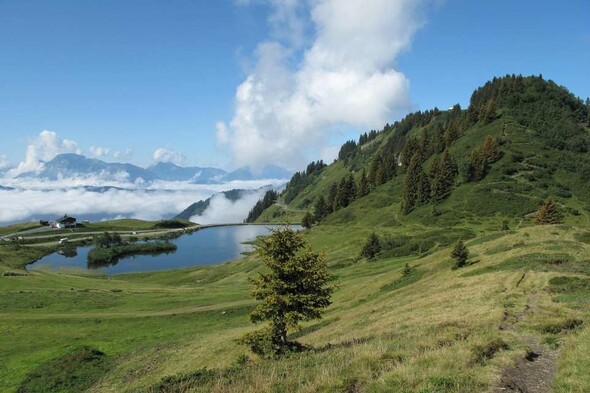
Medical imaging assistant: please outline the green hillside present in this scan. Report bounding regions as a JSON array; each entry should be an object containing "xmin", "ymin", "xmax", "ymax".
[
  {"xmin": 259, "ymin": 75, "xmax": 590, "ymax": 230},
  {"xmin": 2, "ymin": 75, "xmax": 590, "ymax": 392}
]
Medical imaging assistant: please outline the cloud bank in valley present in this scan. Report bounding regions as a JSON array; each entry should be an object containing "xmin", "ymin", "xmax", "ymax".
[
  {"xmin": 0, "ymin": 178, "xmax": 284, "ymax": 225},
  {"xmin": 217, "ymin": 0, "xmax": 428, "ymax": 169},
  {"xmin": 189, "ymin": 188, "xmax": 269, "ymax": 225}
]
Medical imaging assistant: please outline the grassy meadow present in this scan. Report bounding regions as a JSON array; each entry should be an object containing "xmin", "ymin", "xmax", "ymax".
[{"xmin": 1, "ymin": 220, "xmax": 589, "ymax": 392}]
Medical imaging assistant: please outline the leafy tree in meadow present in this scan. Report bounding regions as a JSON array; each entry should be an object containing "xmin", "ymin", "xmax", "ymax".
[{"xmin": 238, "ymin": 228, "xmax": 333, "ymax": 357}]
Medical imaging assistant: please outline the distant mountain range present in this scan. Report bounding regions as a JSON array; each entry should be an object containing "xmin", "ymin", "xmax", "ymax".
[{"xmin": 11, "ymin": 153, "xmax": 292, "ymax": 183}]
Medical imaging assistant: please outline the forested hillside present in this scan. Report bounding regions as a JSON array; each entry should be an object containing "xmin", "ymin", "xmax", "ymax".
[{"xmin": 258, "ymin": 75, "xmax": 590, "ymax": 229}]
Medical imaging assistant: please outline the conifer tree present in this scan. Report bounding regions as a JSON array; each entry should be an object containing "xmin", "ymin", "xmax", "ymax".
[
  {"xmin": 314, "ymin": 195, "xmax": 328, "ymax": 221},
  {"xmin": 416, "ymin": 170, "xmax": 431, "ymax": 205},
  {"xmin": 428, "ymin": 156, "xmax": 441, "ymax": 188},
  {"xmin": 534, "ymin": 196, "xmax": 562, "ymax": 225},
  {"xmin": 360, "ymin": 232, "xmax": 381, "ymax": 259},
  {"xmin": 346, "ymin": 173, "xmax": 356, "ymax": 202},
  {"xmin": 326, "ymin": 183, "xmax": 338, "ymax": 213},
  {"xmin": 434, "ymin": 124, "xmax": 446, "ymax": 153},
  {"xmin": 400, "ymin": 138, "xmax": 419, "ymax": 168},
  {"xmin": 402, "ymin": 153, "xmax": 428, "ymax": 214},
  {"xmin": 368, "ymin": 155, "xmax": 381, "ymax": 188},
  {"xmin": 482, "ymin": 99, "xmax": 498, "ymax": 124},
  {"xmin": 482, "ymin": 135, "xmax": 501, "ymax": 162},
  {"xmin": 383, "ymin": 153, "xmax": 397, "ymax": 181},
  {"xmin": 419, "ymin": 129, "xmax": 431, "ymax": 158},
  {"xmin": 238, "ymin": 228, "xmax": 333, "ymax": 357},
  {"xmin": 357, "ymin": 168, "xmax": 369, "ymax": 198},
  {"xmin": 335, "ymin": 177, "xmax": 348, "ymax": 209},
  {"xmin": 431, "ymin": 149, "xmax": 458, "ymax": 202},
  {"xmin": 444, "ymin": 122, "xmax": 460, "ymax": 146},
  {"xmin": 450, "ymin": 240, "xmax": 469, "ymax": 268},
  {"xmin": 466, "ymin": 148, "xmax": 489, "ymax": 182}
]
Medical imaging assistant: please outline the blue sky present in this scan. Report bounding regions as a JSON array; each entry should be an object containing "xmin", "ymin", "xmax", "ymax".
[{"xmin": 0, "ymin": 0, "xmax": 588, "ymax": 173}]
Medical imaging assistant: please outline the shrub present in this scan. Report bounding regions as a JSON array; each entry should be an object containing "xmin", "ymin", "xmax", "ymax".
[{"xmin": 17, "ymin": 347, "xmax": 110, "ymax": 393}]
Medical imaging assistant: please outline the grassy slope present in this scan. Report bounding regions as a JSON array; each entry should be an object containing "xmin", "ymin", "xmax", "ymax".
[
  {"xmin": 1, "ymin": 223, "xmax": 589, "ymax": 392},
  {"xmin": 3, "ymin": 81, "xmax": 590, "ymax": 391}
]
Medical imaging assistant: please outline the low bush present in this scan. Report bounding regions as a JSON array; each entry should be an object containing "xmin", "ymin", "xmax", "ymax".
[{"xmin": 17, "ymin": 347, "xmax": 110, "ymax": 393}]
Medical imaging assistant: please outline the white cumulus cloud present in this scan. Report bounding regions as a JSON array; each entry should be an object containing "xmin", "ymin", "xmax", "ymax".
[
  {"xmin": 89, "ymin": 146, "xmax": 111, "ymax": 158},
  {"xmin": 218, "ymin": 0, "xmax": 428, "ymax": 169},
  {"xmin": 152, "ymin": 148, "xmax": 187, "ymax": 166},
  {"xmin": 7, "ymin": 130, "xmax": 82, "ymax": 178},
  {"xmin": 113, "ymin": 148, "xmax": 133, "ymax": 160}
]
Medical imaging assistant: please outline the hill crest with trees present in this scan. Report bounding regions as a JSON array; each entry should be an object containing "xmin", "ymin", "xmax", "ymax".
[{"xmin": 254, "ymin": 75, "xmax": 590, "ymax": 228}]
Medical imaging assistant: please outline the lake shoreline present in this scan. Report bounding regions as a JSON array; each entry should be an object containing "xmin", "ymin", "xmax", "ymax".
[{"xmin": 25, "ymin": 224, "xmax": 301, "ymax": 275}]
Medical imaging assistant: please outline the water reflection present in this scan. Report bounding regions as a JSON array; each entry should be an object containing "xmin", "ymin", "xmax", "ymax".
[{"xmin": 28, "ymin": 225, "xmax": 300, "ymax": 275}]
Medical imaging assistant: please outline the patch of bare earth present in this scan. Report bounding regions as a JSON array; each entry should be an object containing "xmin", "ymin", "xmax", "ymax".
[{"xmin": 495, "ymin": 277, "xmax": 558, "ymax": 393}]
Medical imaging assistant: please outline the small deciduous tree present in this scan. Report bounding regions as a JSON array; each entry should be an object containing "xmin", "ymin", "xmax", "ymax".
[
  {"xmin": 450, "ymin": 240, "xmax": 469, "ymax": 268},
  {"xmin": 238, "ymin": 228, "xmax": 333, "ymax": 357},
  {"xmin": 534, "ymin": 196, "xmax": 562, "ymax": 225},
  {"xmin": 360, "ymin": 232, "xmax": 381, "ymax": 259}
]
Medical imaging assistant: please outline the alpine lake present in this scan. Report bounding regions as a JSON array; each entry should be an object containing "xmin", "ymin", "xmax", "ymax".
[{"xmin": 27, "ymin": 224, "xmax": 301, "ymax": 275}]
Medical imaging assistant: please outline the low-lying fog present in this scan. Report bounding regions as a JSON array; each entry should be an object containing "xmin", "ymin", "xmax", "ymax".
[{"xmin": 0, "ymin": 177, "xmax": 285, "ymax": 225}]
